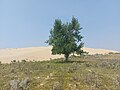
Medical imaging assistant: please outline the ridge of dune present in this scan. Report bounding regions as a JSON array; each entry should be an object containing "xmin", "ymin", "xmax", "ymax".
[
  {"xmin": 83, "ymin": 47, "xmax": 118, "ymax": 55},
  {"xmin": 0, "ymin": 46, "xmax": 119, "ymax": 63}
]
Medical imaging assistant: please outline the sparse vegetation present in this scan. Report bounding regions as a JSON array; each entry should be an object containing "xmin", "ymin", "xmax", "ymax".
[{"xmin": 0, "ymin": 54, "xmax": 120, "ymax": 90}]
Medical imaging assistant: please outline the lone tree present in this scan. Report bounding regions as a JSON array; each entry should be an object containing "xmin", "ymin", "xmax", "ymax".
[{"xmin": 47, "ymin": 17, "xmax": 85, "ymax": 61}]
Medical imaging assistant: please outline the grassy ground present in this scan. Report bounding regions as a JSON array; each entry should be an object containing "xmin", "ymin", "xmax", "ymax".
[{"xmin": 0, "ymin": 54, "xmax": 120, "ymax": 90}]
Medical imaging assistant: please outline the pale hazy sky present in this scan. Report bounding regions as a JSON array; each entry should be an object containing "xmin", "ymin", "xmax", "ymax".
[{"xmin": 0, "ymin": 0, "xmax": 120, "ymax": 51}]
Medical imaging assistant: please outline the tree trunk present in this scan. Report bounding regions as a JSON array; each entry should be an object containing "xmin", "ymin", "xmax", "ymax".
[
  {"xmin": 64, "ymin": 54, "xmax": 69, "ymax": 62},
  {"xmin": 73, "ymin": 52, "xmax": 75, "ymax": 56}
]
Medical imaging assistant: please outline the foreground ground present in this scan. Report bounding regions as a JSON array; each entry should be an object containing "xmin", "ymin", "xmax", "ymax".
[{"xmin": 0, "ymin": 53, "xmax": 120, "ymax": 90}]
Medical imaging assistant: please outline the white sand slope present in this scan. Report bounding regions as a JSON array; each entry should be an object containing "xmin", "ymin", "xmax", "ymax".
[
  {"xmin": 82, "ymin": 47, "xmax": 118, "ymax": 55},
  {"xmin": 0, "ymin": 46, "xmax": 118, "ymax": 63}
]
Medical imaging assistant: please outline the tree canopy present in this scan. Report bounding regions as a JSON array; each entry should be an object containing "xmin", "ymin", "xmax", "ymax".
[{"xmin": 47, "ymin": 17, "xmax": 85, "ymax": 61}]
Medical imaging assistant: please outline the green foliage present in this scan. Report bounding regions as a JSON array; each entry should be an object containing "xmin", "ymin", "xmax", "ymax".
[{"xmin": 47, "ymin": 17, "xmax": 84, "ymax": 61}]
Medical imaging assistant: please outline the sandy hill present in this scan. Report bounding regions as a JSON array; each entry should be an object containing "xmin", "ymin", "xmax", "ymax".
[{"xmin": 0, "ymin": 46, "xmax": 118, "ymax": 63}]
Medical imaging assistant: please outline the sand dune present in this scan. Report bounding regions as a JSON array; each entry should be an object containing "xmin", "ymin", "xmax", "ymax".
[
  {"xmin": 82, "ymin": 47, "xmax": 118, "ymax": 55},
  {"xmin": 0, "ymin": 46, "xmax": 118, "ymax": 63}
]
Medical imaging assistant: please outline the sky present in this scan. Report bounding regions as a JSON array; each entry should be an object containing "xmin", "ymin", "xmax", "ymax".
[{"xmin": 0, "ymin": 0, "xmax": 120, "ymax": 51}]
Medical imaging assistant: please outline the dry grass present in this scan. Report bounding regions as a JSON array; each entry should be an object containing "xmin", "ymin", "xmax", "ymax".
[{"xmin": 0, "ymin": 54, "xmax": 120, "ymax": 90}]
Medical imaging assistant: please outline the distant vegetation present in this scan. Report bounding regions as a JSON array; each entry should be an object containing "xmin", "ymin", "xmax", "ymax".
[
  {"xmin": 0, "ymin": 53, "xmax": 120, "ymax": 90},
  {"xmin": 47, "ymin": 17, "xmax": 86, "ymax": 61}
]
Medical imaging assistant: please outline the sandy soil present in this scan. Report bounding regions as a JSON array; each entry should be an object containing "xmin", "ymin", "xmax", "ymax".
[{"xmin": 0, "ymin": 46, "xmax": 118, "ymax": 63}]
